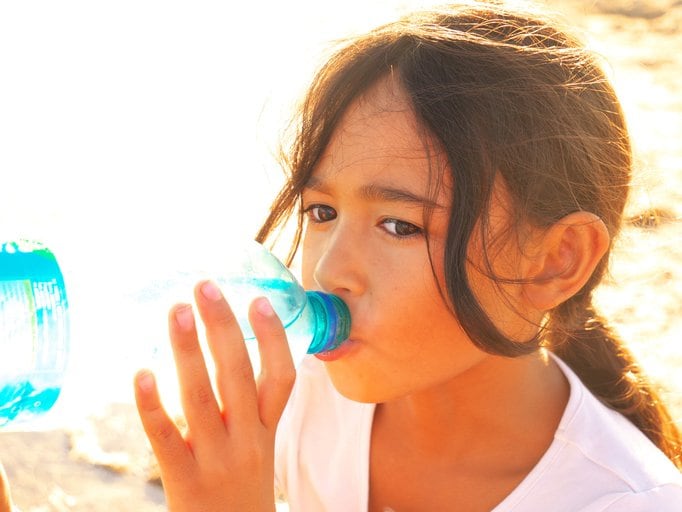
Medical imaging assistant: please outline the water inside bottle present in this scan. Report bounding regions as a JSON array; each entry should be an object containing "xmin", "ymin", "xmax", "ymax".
[
  {"xmin": 217, "ymin": 276, "xmax": 307, "ymax": 339},
  {"xmin": 0, "ymin": 376, "xmax": 62, "ymax": 427}
]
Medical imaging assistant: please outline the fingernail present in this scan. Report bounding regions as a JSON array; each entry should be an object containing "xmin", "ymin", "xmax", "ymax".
[
  {"xmin": 200, "ymin": 280, "xmax": 222, "ymax": 302},
  {"xmin": 175, "ymin": 304, "xmax": 195, "ymax": 331},
  {"xmin": 254, "ymin": 297, "xmax": 275, "ymax": 317},
  {"xmin": 137, "ymin": 370, "xmax": 155, "ymax": 393}
]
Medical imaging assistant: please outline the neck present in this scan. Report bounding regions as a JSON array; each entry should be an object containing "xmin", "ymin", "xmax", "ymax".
[{"xmin": 373, "ymin": 350, "xmax": 569, "ymax": 464}]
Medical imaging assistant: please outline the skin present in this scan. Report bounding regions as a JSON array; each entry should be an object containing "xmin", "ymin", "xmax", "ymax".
[
  {"xmin": 0, "ymin": 464, "xmax": 11, "ymax": 512},
  {"xmin": 135, "ymin": 283, "xmax": 295, "ymax": 512}
]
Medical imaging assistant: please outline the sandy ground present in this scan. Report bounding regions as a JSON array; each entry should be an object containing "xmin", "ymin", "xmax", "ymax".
[
  {"xmin": 0, "ymin": 404, "xmax": 165, "ymax": 511},
  {"xmin": 1, "ymin": 1, "xmax": 681, "ymax": 510}
]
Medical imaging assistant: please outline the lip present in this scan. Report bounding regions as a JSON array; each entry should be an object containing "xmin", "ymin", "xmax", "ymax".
[{"xmin": 314, "ymin": 338, "xmax": 357, "ymax": 362}]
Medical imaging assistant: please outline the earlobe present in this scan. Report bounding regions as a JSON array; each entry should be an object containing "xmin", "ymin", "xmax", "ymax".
[{"xmin": 522, "ymin": 211, "xmax": 610, "ymax": 311}]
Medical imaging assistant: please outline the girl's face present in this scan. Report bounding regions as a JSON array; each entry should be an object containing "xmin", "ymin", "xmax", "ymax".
[{"xmin": 300, "ymin": 77, "xmax": 533, "ymax": 403}]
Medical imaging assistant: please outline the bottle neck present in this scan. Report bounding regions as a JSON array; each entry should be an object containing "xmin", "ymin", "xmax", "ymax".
[{"xmin": 304, "ymin": 291, "xmax": 351, "ymax": 354}]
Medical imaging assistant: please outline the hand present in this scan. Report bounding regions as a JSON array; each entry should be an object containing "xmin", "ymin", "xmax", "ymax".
[
  {"xmin": 134, "ymin": 280, "xmax": 296, "ymax": 512},
  {"xmin": 0, "ymin": 463, "xmax": 12, "ymax": 512}
]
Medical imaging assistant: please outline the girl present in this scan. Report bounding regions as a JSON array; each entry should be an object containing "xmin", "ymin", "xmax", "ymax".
[{"xmin": 133, "ymin": 2, "xmax": 682, "ymax": 511}]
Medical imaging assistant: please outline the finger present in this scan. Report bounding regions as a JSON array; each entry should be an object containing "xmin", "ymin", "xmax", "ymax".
[
  {"xmin": 134, "ymin": 370, "xmax": 195, "ymax": 482},
  {"xmin": 249, "ymin": 297, "xmax": 296, "ymax": 430},
  {"xmin": 0, "ymin": 462, "xmax": 12, "ymax": 512},
  {"xmin": 194, "ymin": 280, "xmax": 260, "ymax": 426},
  {"xmin": 168, "ymin": 303, "xmax": 225, "ymax": 444}
]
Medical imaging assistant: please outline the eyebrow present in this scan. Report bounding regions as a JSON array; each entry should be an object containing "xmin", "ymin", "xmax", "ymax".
[{"xmin": 304, "ymin": 176, "xmax": 446, "ymax": 210}]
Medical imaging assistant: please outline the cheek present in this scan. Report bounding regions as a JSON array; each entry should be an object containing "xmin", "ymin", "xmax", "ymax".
[
  {"xmin": 300, "ymin": 235, "xmax": 318, "ymax": 289},
  {"xmin": 376, "ymin": 257, "xmax": 455, "ymax": 342}
]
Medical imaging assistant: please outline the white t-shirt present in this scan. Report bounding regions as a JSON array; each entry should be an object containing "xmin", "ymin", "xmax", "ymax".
[{"xmin": 274, "ymin": 353, "xmax": 682, "ymax": 511}]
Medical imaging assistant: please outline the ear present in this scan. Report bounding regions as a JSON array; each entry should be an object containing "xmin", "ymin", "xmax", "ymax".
[{"xmin": 521, "ymin": 211, "xmax": 610, "ymax": 311}]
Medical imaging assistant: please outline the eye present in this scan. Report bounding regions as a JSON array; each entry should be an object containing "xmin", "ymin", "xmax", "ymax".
[
  {"xmin": 381, "ymin": 218, "xmax": 422, "ymax": 238},
  {"xmin": 304, "ymin": 204, "xmax": 337, "ymax": 223}
]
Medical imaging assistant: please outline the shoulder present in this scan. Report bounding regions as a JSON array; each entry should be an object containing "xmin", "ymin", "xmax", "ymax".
[
  {"xmin": 499, "ymin": 353, "xmax": 682, "ymax": 511},
  {"xmin": 599, "ymin": 484, "xmax": 682, "ymax": 511},
  {"xmin": 552, "ymin": 354, "xmax": 681, "ymax": 491}
]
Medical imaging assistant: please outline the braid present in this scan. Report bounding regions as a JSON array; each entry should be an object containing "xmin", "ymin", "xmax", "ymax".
[{"xmin": 547, "ymin": 292, "xmax": 682, "ymax": 468}]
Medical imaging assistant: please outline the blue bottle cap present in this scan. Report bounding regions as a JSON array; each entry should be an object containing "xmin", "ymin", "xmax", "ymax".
[{"xmin": 304, "ymin": 291, "xmax": 351, "ymax": 354}]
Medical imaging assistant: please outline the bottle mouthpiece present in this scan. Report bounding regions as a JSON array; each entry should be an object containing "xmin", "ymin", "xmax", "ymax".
[{"xmin": 304, "ymin": 291, "xmax": 351, "ymax": 354}]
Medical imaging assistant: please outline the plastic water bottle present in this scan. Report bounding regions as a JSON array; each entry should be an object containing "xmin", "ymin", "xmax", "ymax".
[
  {"xmin": 0, "ymin": 239, "xmax": 350, "ymax": 429},
  {"xmin": 0, "ymin": 240, "xmax": 70, "ymax": 428},
  {"xmin": 144, "ymin": 240, "xmax": 352, "ymax": 367}
]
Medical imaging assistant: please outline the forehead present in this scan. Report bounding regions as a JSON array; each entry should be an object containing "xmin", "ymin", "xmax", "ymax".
[{"xmin": 311, "ymin": 76, "xmax": 450, "ymax": 197}]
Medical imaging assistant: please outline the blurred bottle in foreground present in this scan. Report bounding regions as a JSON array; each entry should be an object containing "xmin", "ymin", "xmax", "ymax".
[
  {"xmin": 0, "ymin": 239, "xmax": 350, "ymax": 430},
  {"xmin": 0, "ymin": 240, "xmax": 69, "ymax": 429}
]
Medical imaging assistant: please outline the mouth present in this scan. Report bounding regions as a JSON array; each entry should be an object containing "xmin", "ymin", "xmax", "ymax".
[{"xmin": 314, "ymin": 338, "xmax": 357, "ymax": 362}]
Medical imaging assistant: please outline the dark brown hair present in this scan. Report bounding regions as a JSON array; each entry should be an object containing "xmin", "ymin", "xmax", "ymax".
[{"xmin": 256, "ymin": 2, "xmax": 681, "ymax": 466}]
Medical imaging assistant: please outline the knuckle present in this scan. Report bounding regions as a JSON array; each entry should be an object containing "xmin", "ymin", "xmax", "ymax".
[
  {"xmin": 200, "ymin": 293, "xmax": 238, "ymax": 325},
  {"xmin": 209, "ymin": 306, "xmax": 237, "ymax": 328},
  {"xmin": 264, "ymin": 322, "xmax": 286, "ymax": 341},
  {"xmin": 171, "ymin": 328, "xmax": 202, "ymax": 355},
  {"xmin": 262, "ymin": 310, "xmax": 286, "ymax": 333},
  {"xmin": 148, "ymin": 420, "xmax": 176, "ymax": 443},
  {"xmin": 174, "ymin": 338, "xmax": 203, "ymax": 357},
  {"xmin": 204, "ymin": 307, "xmax": 242, "ymax": 338},
  {"xmin": 234, "ymin": 356, "xmax": 256, "ymax": 377},
  {"xmin": 218, "ymin": 358, "xmax": 254, "ymax": 385},
  {"xmin": 190, "ymin": 383, "xmax": 215, "ymax": 407},
  {"xmin": 233, "ymin": 442, "xmax": 268, "ymax": 471},
  {"xmin": 270, "ymin": 367, "xmax": 296, "ymax": 390}
]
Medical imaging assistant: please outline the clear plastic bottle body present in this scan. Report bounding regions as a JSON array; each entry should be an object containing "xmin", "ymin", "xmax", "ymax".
[
  {"xmin": 0, "ymin": 240, "xmax": 70, "ymax": 428},
  {"xmin": 0, "ymin": 240, "xmax": 349, "ymax": 429},
  {"xmin": 190, "ymin": 242, "xmax": 351, "ymax": 361}
]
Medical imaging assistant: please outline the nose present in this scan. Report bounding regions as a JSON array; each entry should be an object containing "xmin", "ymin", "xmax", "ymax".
[{"xmin": 308, "ymin": 225, "xmax": 365, "ymax": 298}]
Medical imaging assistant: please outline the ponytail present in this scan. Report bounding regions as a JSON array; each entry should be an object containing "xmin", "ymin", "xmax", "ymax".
[{"xmin": 547, "ymin": 292, "xmax": 682, "ymax": 468}]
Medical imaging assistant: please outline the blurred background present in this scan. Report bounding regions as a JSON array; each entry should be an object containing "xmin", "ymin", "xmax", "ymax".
[{"xmin": 0, "ymin": 0, "xmax": 680, "ymax": 510}]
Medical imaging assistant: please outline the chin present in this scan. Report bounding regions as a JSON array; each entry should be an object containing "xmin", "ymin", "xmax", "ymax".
[{"xmin": 323, "ymin": 366, "xmax": 399, "ymax": 404}]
